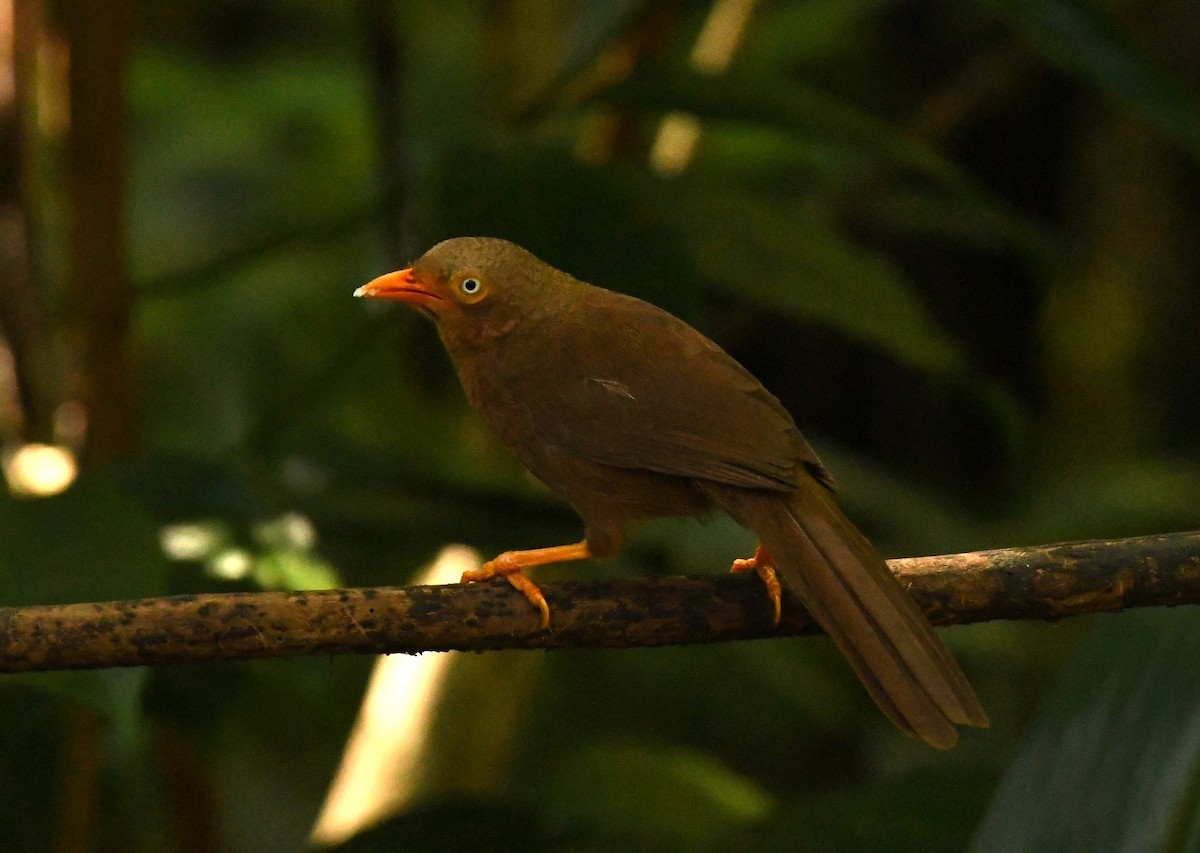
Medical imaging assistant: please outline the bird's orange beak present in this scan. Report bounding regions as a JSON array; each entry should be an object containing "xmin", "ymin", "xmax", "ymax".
[{"xmin": 353, "ymin": 268, "xmax": 443, "ymax": 309}]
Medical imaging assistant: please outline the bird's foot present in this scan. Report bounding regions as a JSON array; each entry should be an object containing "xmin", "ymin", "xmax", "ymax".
[
  {"xmin": 731, "ymin": 544, "xmax": 781, "ymax": 626},
  {"xmin": 462, "ymin": 554, "xmax": 551, "ymax": 629},
  {"xmin": 461, "ymin": 541, "xmax": 592, "ymax": 630}
]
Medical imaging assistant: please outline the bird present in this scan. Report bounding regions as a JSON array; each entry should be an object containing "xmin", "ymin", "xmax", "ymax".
[{"xmin": 355, "ymin": 236, "xmax": 988, "ymax": 748}]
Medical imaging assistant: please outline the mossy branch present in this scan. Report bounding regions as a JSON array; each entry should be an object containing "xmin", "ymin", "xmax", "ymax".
[{"xmin": 1, "ymin": 531, "xmax": 1198, "ymax": 674}]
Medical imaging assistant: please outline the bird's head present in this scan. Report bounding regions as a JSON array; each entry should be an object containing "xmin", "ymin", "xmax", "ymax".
[{"xmin": 354, "ymin": 237, "xmax": 561, "ymax": 345}]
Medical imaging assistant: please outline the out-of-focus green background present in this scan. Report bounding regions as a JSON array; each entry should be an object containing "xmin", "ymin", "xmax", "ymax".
[{"xmin": 2, "ymin": 1, "xmax": 1199, "ymax": 851}]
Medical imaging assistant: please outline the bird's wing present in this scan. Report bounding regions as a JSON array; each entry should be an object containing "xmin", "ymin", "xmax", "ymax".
[{"xmin": 516, "ymin": 290, "xmax": 831, "ymax": 491}]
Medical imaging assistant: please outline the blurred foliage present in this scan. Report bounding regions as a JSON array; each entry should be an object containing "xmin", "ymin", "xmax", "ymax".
[
  {"xmin": 1, "ymin": 0, "xmax": 1199, "ymax": 850},
  {"xmin": 973, "ymin": 606, "xmax": 1200, "ymax": 852}
]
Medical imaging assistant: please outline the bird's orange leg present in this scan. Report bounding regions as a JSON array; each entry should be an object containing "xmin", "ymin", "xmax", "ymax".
[
  {"xmin": 462, "ymin": 540, "xmax": 593, "ymax": 629},
  {"xmin": 731, "ymin": 544, "xmax": 782, "ymax": 626}
]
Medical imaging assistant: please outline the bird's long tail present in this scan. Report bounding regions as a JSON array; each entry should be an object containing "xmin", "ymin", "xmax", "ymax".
[{"xmin": 701, "ymin": 478, "xmax": 988, "ymax": 749}]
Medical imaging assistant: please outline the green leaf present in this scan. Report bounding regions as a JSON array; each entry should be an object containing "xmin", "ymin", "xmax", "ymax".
[
  {"xmin": 399, "ymin": 0, "xmax": 488, "ymax": 141},
  {"xmin": 524, "ymin": 0, "xmax": 653, "ymax": 115},
  {"xmin": 864, "ymin": 184, "xmax": 1060, "ymax": 269},
  {"xmin": 648, "ymin": 181, "xmax": 968, "ymax": 376},
  {"xmin": 540, "ymin": 738, "xmax": 775, "ymax": 850},
  {"xmin": 972, "ymin": 607, "xmax": 1200, "ymax": 852},
  {"xmin": 1016, "ymin": 460, "xmax": 1200, "ymax": 542},
  {"xmin": 811, "ymin": 443, "xmax": 988, "ymax": 554},
  {"xmin": 426, "ymin": 142, "xmax": 701, "ymax": 315},
  {"xmin": 986, "ymin": 0, "xmax": 1200, "ymax": 161},
  {"xmin": 5, "ymin": 669, "xmax": 147, "ymax": 748},
  {"xmin": 333, "ymin": 800, "xmax": 557, "ymax": 853},
  {"xmin": 742, "ymin": 0, "xmax": 901, "ymax": 69},
  {"xmin": 0, "ymin": 474, "xmax": 168, "ymax": 606},
  {"xmin": 0, "ymin": 475, "xmax": 162, "ymax": 722},
  {"xmin": 130, "ymin": 49, "xmax": 375, "ymax": 283},
  {"xmin": 735, "ymin": 765, "xmax": 998, "ymax": 853},
  {"xmin": 595, "ymin": 70, "xmax": 973, "ymax": 190}
]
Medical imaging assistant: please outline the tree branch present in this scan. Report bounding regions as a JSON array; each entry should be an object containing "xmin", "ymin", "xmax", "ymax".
[{"xmin": 1, "ymin": 531, "xmax": 1197, "ymax": 674}]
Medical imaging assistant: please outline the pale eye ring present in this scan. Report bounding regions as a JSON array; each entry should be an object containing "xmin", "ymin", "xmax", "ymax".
[{"xmin": 460, "ymin": 277, "xmax": 482, "ymax": 295}]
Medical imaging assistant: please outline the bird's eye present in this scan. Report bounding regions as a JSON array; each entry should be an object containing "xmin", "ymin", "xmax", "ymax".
[{"xmin": 459, "ymin": 277, "xmax": 482, "ymax": 295}]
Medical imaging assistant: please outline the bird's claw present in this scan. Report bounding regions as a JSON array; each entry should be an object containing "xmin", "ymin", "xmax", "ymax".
[
  {"xmin": 731, "ymin": 545, "xmax": 782, "ymax": 626},
  {"xmin": 462, "ymin": 556, "xmax": 551, "ymax": 629}
]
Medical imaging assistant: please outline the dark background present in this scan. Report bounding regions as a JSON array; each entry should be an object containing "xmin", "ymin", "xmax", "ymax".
[{"xmin": 2, "ymin": 0, "xmax": 1199, "ymax": 850}]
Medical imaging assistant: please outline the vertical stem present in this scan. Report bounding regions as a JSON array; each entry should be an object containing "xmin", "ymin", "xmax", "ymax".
[
  {"xmin": 362, "ymin": 0, "xmax": 413, "ymax": 264},
  {"xmin": 360, "ymin": 0, "xmax": 455, "ymax": 396},
  {"xmin": 64, "ymin": 0, "xmax": 136, "ymax": 464},
  {"xmin": 0, "ymin": 0, "xmax": 56, "ymax": 444},
  {"xmin": 53, "ymin": 709, "xmax": 105, "ymax": 853},
  {"xmin": 51, "ymin": 3, "xmax": 134, "ymax": 849}
]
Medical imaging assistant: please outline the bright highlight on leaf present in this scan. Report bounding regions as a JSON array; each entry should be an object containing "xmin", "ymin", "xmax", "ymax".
[
  {"xmin": 208, "ymin": 548, "xmax": 253, "ymax": 580},
  {"xmin": 3, "ymin": 443, "xmax": 78, "ymax": 497},
  {"xmin": 311, "ymin": 545, "xmax": 482, "ymax": 847},
  {"xmin": 159, "ymin": 521, "xmax": 221, "ymax": 561},
  {"xmin": 649, "ymin": 0, "xmax": 759, "ymax": 175}
]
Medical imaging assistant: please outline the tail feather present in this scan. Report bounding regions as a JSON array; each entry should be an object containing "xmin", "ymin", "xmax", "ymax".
[
  {"xmin": 793, "ymin": 483, "xmax": 985, "ymax": 726},
  {"xmin": 702, "ymin": 479, "xmax": 988, "ymax": 749}
]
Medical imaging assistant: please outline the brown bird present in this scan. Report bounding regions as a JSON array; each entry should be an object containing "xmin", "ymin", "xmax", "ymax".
[{"xmin": 355, "ymin": 236, "xmax": 987, "ymax": 748}]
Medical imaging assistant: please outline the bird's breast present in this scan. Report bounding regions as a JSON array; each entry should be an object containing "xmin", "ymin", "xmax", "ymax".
[{"xmin": 445, "ymin": 330, "xmax": 549, "ymax": 448}]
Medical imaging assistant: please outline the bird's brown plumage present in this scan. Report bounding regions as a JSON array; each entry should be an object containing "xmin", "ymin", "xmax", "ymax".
[{"xmin": 356, "ymin": 236, "xmax": 988, "ymax": 748}]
